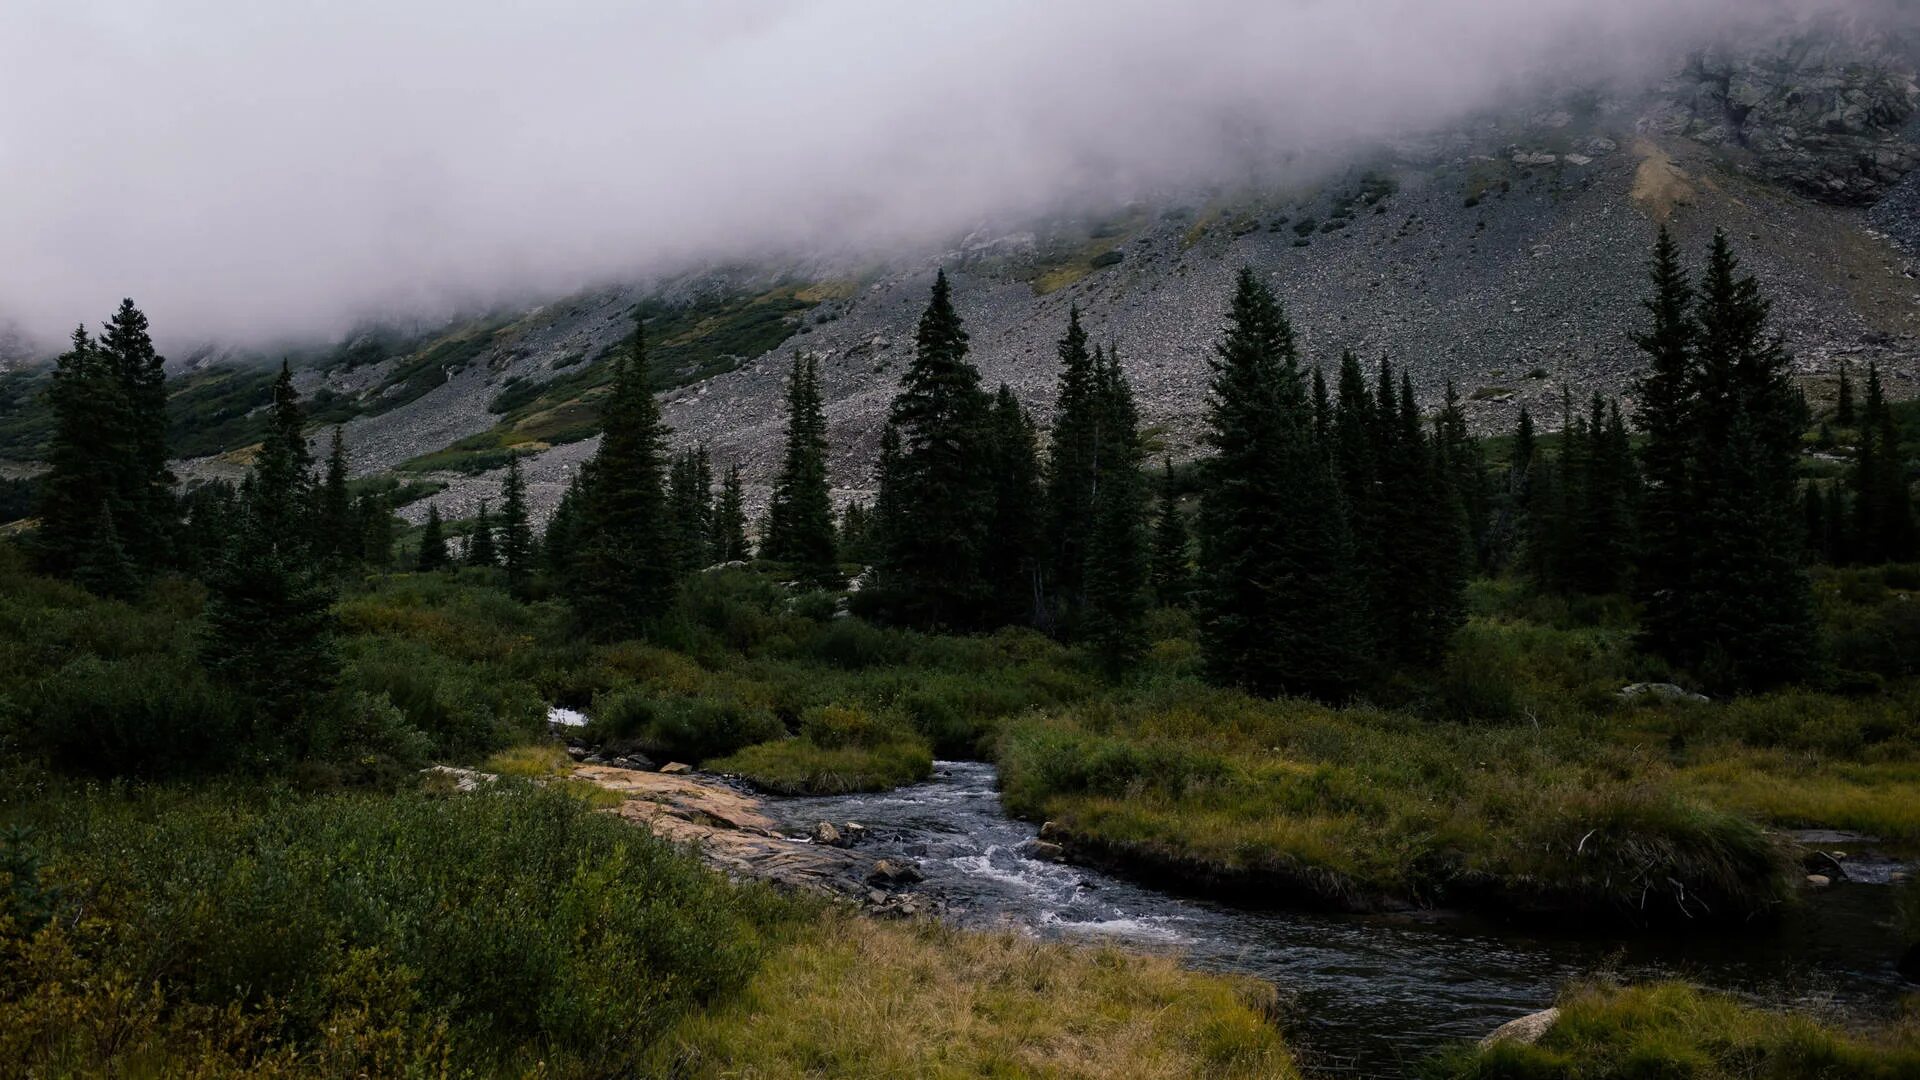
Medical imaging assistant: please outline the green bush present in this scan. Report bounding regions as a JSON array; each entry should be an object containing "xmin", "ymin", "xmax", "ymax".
[
  {"xmin": 25, "ymin": 653, "xmax": 245, "ymax": 776},
  {"xmin": 341, "ymin": 639, "xmax": 544, "ymax": 758},
  {"xmin": 1, "ymin": 783, "xmax": 797, "ymax": 1075},
  {"xmin": 586, "ymin": 687, "xmax": 783, "ymax": 764}
]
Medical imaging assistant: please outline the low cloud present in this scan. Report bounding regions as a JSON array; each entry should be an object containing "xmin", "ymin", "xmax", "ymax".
[{"xmin": 0, "ymin": 0, "xmax": 1860, "ymax": 346}]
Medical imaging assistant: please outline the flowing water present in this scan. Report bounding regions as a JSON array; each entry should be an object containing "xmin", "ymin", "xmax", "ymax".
[{"xmin": 767, "ymin": 760, "xmax": 1913, "ymax": 1077}]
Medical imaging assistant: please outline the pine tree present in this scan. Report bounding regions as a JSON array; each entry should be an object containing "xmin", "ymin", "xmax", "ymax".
[
  {"xmin": 1149, "ymin": 458, "xmax": 1191, "ymax": 606},
  {"xmin": 417, "ymin": 503, "xmax": 450, "ymax": 571},
  {"xmin": 1400, "ymin": 372, "xmax": 1467, "ymax": 662},
  {"xmin": 1082, "ymin": 348, "xmax": 1150, "ymax": 672},
  {"xmin": 1570, "ymin": 394, "xmax": 1636, "ymax": 594},
  {"xmin": 544, "ymin": 473, "xmax": 584, "ymax": 575},
  {"xmin": 201, "ymin": 369, "xmax": 337, "ymax": 754},
  {"xmin": 74, "ymin": 501, "xmax": 140, "ymax": 600},
  {"xmin": 34, "ymin": 326, "xmax": 123, "ymax": 581},
  {"xmin": 1852, "ymin": 361, "xmax": 1917, "ymax": 563},
  {"xmin": 317, "ymin": 427, "xmax": 354, "ymax": 567},
  {"xmin": 1684, "ymin": 231, "xmax": 1816, "ymax": 685},
  {"xmin": 1435, "ymin": 381, "xmax": 1491, "ymax": 569},
  {"xmin": 1836, "ymin": 363, "xmax": 1856, "ymax": 427},
  {"xmin": 466, "ymin": 500, "xmax": 498, "ymax": 567},
  {"xmin": 566, "ymin": 315, "xmax": 677, "ymax": 637},
  {"xmin": 1632, "ymin": 226, "xmax": 1699, "ymax": 659},
  {"xmin": 498, "ymin": 453, "xmax": 535, "ymax": 591},
  {"xmin": 836, "ymin": 501, "xmax": 876, "ymax": 565},
  {"xmin": 710, "ymin": 463, "xmax": 751, "ymax": 562},
  {"xmin": 179, "ymin": 481, "xmax": 240, "ymax": 579},
  {"xmin": 98, "ymin": 298, "xmax": 176, "ymax": 571},
  {"xmin": 872, "ymin": 271, "xmax": 993, "ymax": 629},
  {"xmin": 1195, "ymin": 269, "xmax": 1366, "ymax": 699},
  {"xmin": 983, "ymin": 384, "xmax": 1044, "ymax": 626},
  {"xmin": 357, "ymin": 490, "xmax": 395, "ymax": 570},
  {"xmin": 1042, "ymin": 305, "xmax": 1099, "ymax": 620},
  {"xmin": 666, "ymin": 448, "xmax": 716, "ymax": 574},
  {"xmin": 763, "ymin": 353, "xmax": 839, "ymax": 582}
]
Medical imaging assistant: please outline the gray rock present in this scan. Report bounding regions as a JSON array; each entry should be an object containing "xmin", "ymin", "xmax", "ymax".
[
  {"xmin": 1479, "ymin": 1007, "xmax": 1560, "ymax": 1048},
  {"xmin": 1022, "ymin": 840, "xmax": 1067, "ymax": 862},
  {"xmin": 1805, "ymin": 873, "xmax": 1833, "ymax": 889},
  {"xmin": 1617, "ymin": 682, "xmax": 1710, "ymax": 704},
  {"xmin": 810, "ymin": 821, "xmax": 844, "ymax": 847},
  {"xmin": 866, "ymin": 859, "xmax": 924, "ymax": 887}
]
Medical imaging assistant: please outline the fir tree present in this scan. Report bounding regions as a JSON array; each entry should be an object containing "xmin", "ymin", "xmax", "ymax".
[
  {"xmin": 1082, "ymin": 348, "xmax": 1150, "ymax": 671},
  {"xmin": 1435, "ymin": 380, "xmax": 1491, "ymax": 569},
  {"xmin": 1042, "ymin": 305, "xmax": 1099, "ymax": 620},
  {"xmin": 1195, "ymin": 269, "xmax": 1366, "ymax": 699},
  {"xmin": 1852, "ymin": 361, "xmax": 1917, "ymax": 563},
  {"xmin": 498, "ymin": 453, "xmax": 535, "ymax": 591},
  {"xmin": 544, "ymin": 473, "xmax": 584, "ymax": 576},
  {"xmin": 710, "ymin": 463, "xmax": 751, "ymax": 562},
  {"xmin": 357, "ymin": 490, "xmax": 395, "ymax": 570},
  {"xmin": 201, "ymin": 370, "xmax": 337, "ymax": 753},
  {"xmin": 1570, "ymin": 395, "xmax": 1636, "ymax": 594},
  {"xmin": 1836, "ymin": 363, "xmax": 1856, "ymax": 427},
  {"xmin": 179, "ymin": 481, "xmax": 240, "ymax": 579},
  {"xmin": 763, "ymin": 353, "xmax": 839, "ymax": 582},
  {"xmin": 983, "ymin": 384, "xmax": 1044, "ymax": 626},
  {"xmin": 666, "ymin": 448, "xmax": 716, "ymax": 574},
  {"xmin": 34, "ymin": 326, "xmax": 123, "ymax": 581},
  {"xmin": 1149, "ymin": 458, "xmax": 1190, "ymax": 607},
  {"xmin": 466, "ymin": 500, "xmax": 498, "ymax": 567},
  {"xmin": 567, "ymin": 315, "xmax": 677, "ymax": 636},
  {"xmin": 1632, "ymin": 230, "xmax": 1699, "ymax": 660},
  {"xmin": 417, "ymin": 503, "xmax": 450, "ymax": 571},
  {"xmin": 74, "ymin": 501, "xmax": 140, "ymax": 600},
  {"xmin": 98, "ymin": 298, "xmax": 176, "ymax": 571},
  {"xmin": 836, "ymin": 501, "xmax": 876, "ymax": 565},
  {"xmin": 872, "ymin": 271, "xmax": 994, "ymax": 629},
  {"xmin": 316, "ymin": 427, "xmax": 354, "ymax": 567}
]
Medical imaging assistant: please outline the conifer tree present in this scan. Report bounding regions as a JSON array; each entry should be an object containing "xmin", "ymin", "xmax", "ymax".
[
  {"xmin": 357, "ymin": 490, "xmax": 395, "ymax": 570},
  {"xmin": 1435, "ymin": 381, "xmax": 1491, "ymax": 568},
  {"xmin": 34, "ymin": 326, "xmax": 123, "ymax": 581},
  {"xmin": 1149, "ymin": 458, "xmax": 1191, "ymax": 607},
  {"xmin": 498, "ymin": 453, "xmax": 535, "ymax": 591},
  {"xmin": 710, "ymin": 463, "xmax": 751, "ymax": 562},
  {"xmin": 180, "ymin": 481, "xmax": 240, "ymax": 579},
  {"xmin": 567, "ymin": 315, "xmax": 677, "ymax": 636},
  {"xmin": 1683, "ymin": 231, "xmax": 1816, "ymax": 685},
  {"xmin": 98, "ymin": 298, "xmax": 176, "ymax": 571},
  {"xmin": 317, "ymin": 427, "xmax": 354, "ymax": 567},
  {"xmin": 1852, "ymin": 361, "xmax": 1917, "ymax": 563},
  {"xmin": 1082, "ymin": 348, "xmax": 1150, "ymax": 671},
  {"xmin": 983, "ymin": 384, "xmax": 1044, "ymax": 625},
  {"xmin": 836, "ymin": 501, "xmax": 876, "ymax": 565},
  {"xmin": 1400, "ymin": 372, "xmax": 1467, "ymax": 661},
  {"xmin": 1195, "ymin": 269, "xmax": 1365, "ymax": 699},
  {"xmin": 74, "ymin": 501, "xmax": 140, "ymax": 600},
  {"xmin": 872, "ymin": 271, "xmax": 993, "ymax": 628},
  {"xmin": 201, "ymin": 368, "xmax": 337, "ymax": 753},
  {"xmin": 417, "ymin": 502, "xmax": 450, "ymax": 571},
  {"xmin": 1311, "ymin": 366, "xmax": 1333, "ymax": 447},
  {"xmin": 1836, "ymin": 363, "xmax": 1856, "ymax": 427},
  {"xmin": 1042, "ymin": 306, "xmax": 1099, "ymax": 619},
  {"xmin": 466, "ymin": 500, "xmax": 498, "ymax": 567},
  {"xmin": 544, "ymin": 473, "xmax": 584, "ymax": 575},
  {"xmin": 1571, "ymin": 394, "xmax": 1636, "ymax": 594},
  {"xmin": 763, "ymin": 353, "xmax": 839, "ymax": 582},
  {"xmin": 1632, "ymin": 227, "xmax": 1699, "ymax": 659},
  {"xmin": 666, "ymin": 448, "xmax": 716, "ymax": 574}
]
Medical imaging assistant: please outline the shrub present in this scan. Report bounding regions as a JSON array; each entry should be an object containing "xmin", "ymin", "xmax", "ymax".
[
  {"xmin": 587, "ymin": 688, "xmax": 783, "ymax": 764},
  {"xmin": 341, "ymin": 640, "xmax": 544, "ymax": 758},
  {"xmin": 26, "ymin": 654, "xmax": 245, "ymax": 776}
]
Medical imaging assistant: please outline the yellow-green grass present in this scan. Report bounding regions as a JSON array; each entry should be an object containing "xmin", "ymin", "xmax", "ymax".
[
  {"xmin": 1681, "ymin": 754, "xmax": 1920, "ymax": 843},
  {"xmin": 655, "ymin": 909, "xmax": 1297, "ymax": 1079},
  {"xmin": 1425, "ymin": 981, "xmax": 1920, "ymax": 1079},
  {"xmin": 481, "ymin": 741, "xmax": 573, "ymax": 778},
  {"xmin": 709, "ymin": 733, "xmax": 934, "ymax": 795}
]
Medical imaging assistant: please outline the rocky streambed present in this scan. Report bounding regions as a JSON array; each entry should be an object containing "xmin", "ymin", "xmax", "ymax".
[{"xmin": 567, "ymin": 758, "xmax": 1916, "ymax": 1078}]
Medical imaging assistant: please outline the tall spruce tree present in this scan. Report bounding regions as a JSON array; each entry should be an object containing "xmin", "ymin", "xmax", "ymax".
[
  {"xmin": 872, "ymin": 271, "xmax": 994, "ymax": 629},
  {"xmin": 1149, "ymin": 458, "xmax": 1191, "ymax": 607},
  {"xmin": 1632, "ymin": 226, "xmax": 1698, "ymax": 658},
  {"xmin": 466, "ymin": 500, "xmax": 498, "ymax": 567},
  {"xmin": 666, "ymin": 448, "xmax": 716, "ymax": 574},
  {"xmin": 498, "ymin": 454, "xmax": 535, "ymax": 590},
  {"xmin": 567, "ymin": 315, "xmax": 677, "ymax": 636},
  {"xmin": 201, "ymin": 366, "xmax": 337, "ymax": 753},
  {"xmin": 1684, "ymin": 231, "xmax": 1817, "ymax": 685},
  {"xmin": 1836, "ymin": 363, "xmax": 1857, "ymax": 427},
  {"xmin": 1401, "ymin": 373, "xmax": 1467, "ymax": 662},
  {"xmin": 34, "ymin": 326, "xmax": 123, "ymax": 581},
  {"xmin": 1082, "ymin": 348, "xmax": 1150, "ymax": 671},
  {"xmin": 1042, "ymin": 306, "xmax": 1100, "ymax": 621},
  {"xmin": 417, "ymin": 503, "xmax": 450, "ymax": 571},
  {"xmin": 544, "ymin": 473, "xmax": 584, "ymax": 576},
  {"xmin": 1195, "ymin": 269, "xmax": 1365, "ymax": 699},
  {"xmin": 763, "ymin": 353, "xmax": 839, "ymax": 582},
  {"xmin": 1435, "ymin": 380, "xmax": 1491, "ymax": 569},
  {"xmin": 1852, "ymin": 361, "xmax": 1917, "ymax": 563},
  {"xmin": 983, "ymin": 384, "xmax": 1044, "ymax": 626},
  {"xmin": 710, "ymin": 463, "xmax": 751, "ymax": 562},
  {"xmin": 357, "ymin": 490, "xmax": 395, "ymax": 570},
  {"xmin": 317, "ymin": 427, "xmax": 354, "ymax": 567},
  {"xmin": 1570, "ymin": 394, "xmax": 1637, "ymax": 594},
  {"xmin": 98, "ymin": 299, "xmax": 176, "ymax": 571}
]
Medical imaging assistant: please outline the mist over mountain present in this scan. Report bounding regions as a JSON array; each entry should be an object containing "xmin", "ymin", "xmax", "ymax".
[{"xmin": 4, "ymin": 0, "xmax": 1905, "ymax": 348}]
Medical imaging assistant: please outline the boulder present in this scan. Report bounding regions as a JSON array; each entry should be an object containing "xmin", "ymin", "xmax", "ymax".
[
  {"xmin": 659, "ymin": 762, "xmax": 693, "ymax": 775},
  {"xmin": 1479, "ymin": 1007, "xmax": 1560, "ymax": 1048},
  {"xmin": 1022, "ymin": 840, "xmax": 1067, "ymax": 862},
  {"xmin": 1038, "ymin": 820, "xmax": 1064, "ymax": 842},
  {"xmin": 866, "ymin": 859, "xmax": 925, "ymax": 887},
  {"xmin": 610, "ymin": 754, "xmax": 656, "ymax": 771},
  {"xmin": 810, "ymin": 821, "xmax": 844, "ymax": 847},
  {"xmin": 1617, "ymin": 682, "xmax": 1710, "ymax": 704},
  {"xmin": 843, "ymin": 822, "xmax": 870, "ymax": 844},
  {"xmin": 1805, "ymin": 873, "xmax": 1833, "ymax": 889}
]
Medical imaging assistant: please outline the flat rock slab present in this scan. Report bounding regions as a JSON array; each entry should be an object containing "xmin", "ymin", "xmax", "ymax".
[{"xmin": 574, "ymin": 764, "xmax": 884, "ymax": 897}]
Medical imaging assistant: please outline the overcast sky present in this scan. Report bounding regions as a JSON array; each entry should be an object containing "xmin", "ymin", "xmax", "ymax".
[{"xmin": 0, "ymin": 0, "xmax": 1850, "ymax": 346}]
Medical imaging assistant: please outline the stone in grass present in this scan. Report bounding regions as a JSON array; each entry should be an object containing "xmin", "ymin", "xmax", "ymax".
[
  {"xmin": 659, "ymin": 762, "xmax": 693, "ymax": 775},
  {"xmin": 1480, "ymin": 1007, "xmax": 1560, "ymax": 1048}
]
